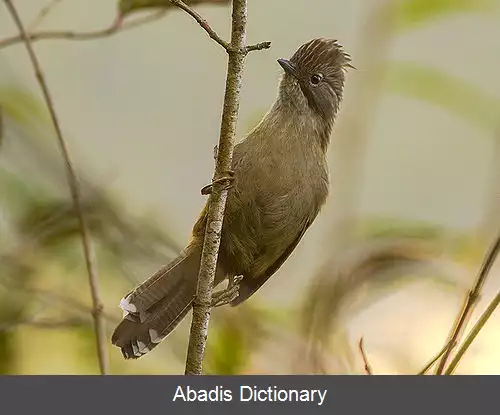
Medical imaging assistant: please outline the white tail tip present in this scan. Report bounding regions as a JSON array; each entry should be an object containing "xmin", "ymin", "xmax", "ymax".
[
  {"xmin": 149, "ymin": 329, "xmax": 165, "ymax": 344},
  {"xmin": 137, "ymin": 341, "xmax": 150, "ymax": 354},
  {"xmin": 119, "ymin": 295, "xmax": 137, "ymax": 313},
  {"xmin": 131, "ymin": 342, "xmax": 139, "ymax": 357}
]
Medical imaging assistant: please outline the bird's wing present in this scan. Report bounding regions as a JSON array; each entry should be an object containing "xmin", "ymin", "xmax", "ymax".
[{"xmin": 230, "ymin": 217, "xmax": 315, "ymax": 306}]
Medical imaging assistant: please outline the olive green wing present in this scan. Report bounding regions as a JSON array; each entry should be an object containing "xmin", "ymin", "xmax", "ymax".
[{"xmin": 230, "ymin": 217, "xmax": 314, "ymax": 306}]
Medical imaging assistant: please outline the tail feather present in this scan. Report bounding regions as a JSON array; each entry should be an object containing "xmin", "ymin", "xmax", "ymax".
[
  {"xmin": 120, "ymin": 244, "xmax": 202, "ymax": 318},
  {"xmin": 112, "ymin": 243, "xmax": 227, "ymax": 359},
  {"xmin": 112, "ymin": 284, "xmax": 195, "ymax": 359}
]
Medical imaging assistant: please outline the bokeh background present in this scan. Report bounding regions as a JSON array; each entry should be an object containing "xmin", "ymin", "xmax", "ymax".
[{"xmin": 1, "ymin": 0, "xmax": 499, "ymax": 374}]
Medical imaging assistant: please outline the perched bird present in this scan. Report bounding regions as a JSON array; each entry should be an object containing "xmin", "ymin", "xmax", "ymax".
[{"xmin": 112, "ymin": 38, "xmax": 352, "ymax": 359}]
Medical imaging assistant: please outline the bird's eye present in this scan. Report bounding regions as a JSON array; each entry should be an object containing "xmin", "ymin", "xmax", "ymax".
[{"xmin": 310, "ymin": 73, "xmax": 323, "ymax": 85}]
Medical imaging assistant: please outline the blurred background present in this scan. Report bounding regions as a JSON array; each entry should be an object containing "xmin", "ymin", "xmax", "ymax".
[{"xmin": 0, "ymin": 0, "xmax": 499, "ymax": 374}]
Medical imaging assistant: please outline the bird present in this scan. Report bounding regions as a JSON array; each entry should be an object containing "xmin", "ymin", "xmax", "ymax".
[{"xmin": 112, "ymin": 38, "xmax": 353, "ymax": 359}]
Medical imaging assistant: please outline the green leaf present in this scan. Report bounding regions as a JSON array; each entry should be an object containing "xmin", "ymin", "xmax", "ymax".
[
  {"xmin": 393, "ymin": 0, "xmax": 496, "ymax": 31},
  {"xmin": 359, "ymin": 217, "xmax": 444, "ymax": 241},
  {"xmin": 205, "ymin": 305, "xmax": 268, "ymax": 374},
  {"xmin": 0, "ymin": 86, "xmax": 56, "ymax": 150},
  {"xmin": 118, "ymin": 0, "xmax": 229, "ymax": 16},
  {"xmin": 0, "ymin": 169, "xmax": 50, "ymax": 212},
  {"xmin": 0, "ymin": 86, "xmax": 49, "ymax": 129},
  {"xmin": 300, "ymin": 236, "xmax": 465, "ymax": 372},
  {"xmin": 118, "ymin": 0, "xmax": 171, "ymax": 15},
  {"xmin": 386, "ymin": 61, "xmax": 500, "ymax": 131}
]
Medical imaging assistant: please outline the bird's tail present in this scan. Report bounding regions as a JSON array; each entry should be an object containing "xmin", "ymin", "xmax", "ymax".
[{"xmin": 112, "ymin": 243, "xmax": 219, "ymax": 359}]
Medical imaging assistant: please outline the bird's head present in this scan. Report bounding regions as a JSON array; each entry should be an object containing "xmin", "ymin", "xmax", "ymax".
[{"xmin": 277, "ymin": 38, "xmax": 353, "ymax": 124}]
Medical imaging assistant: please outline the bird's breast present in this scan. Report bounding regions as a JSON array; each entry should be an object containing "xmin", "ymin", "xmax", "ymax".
[{"xmin": 232, "ymin": 138, "xmax": 329, "ymax": 226}]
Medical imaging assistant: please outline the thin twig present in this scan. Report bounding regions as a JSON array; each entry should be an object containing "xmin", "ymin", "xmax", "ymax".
[
  {"xmin": 246, "ymin": 41, "xmax": 272, "ymax": 53},
  {"xmin": 445, "ymin": 290, "xmax": 500, "ymax": 374},
  {"xmin": 417, "ymin": 340, "xmax": 456, "ymax": 375},
  {"xmin": 435, "ymin": 231, "xmax": 500, "ymax": 374},
  {"xmin": 184, "ymin": 0, "xmax": 268, "ymax": 375},
  {"xmin": 169, "ymin": 1, "xmax": 271, "ymax": 53},
  {"xmin": 0, "ymin": 10, "xmax": 167, "ymax": 49},
  {"xmin": 0, "ymin": 317, "xmax": 91, "ymax": 332},
  {"xmin": 3, "ymin": 0, "xmax": 109, "ymax": 375},
  {"xmin": 21, "ymin": 287, "xmax": 120, "ymax": 325},
  {"xmin": 358, "ymin": 337, "xmax": 373, "ymax": 375},
  {"xmin": 170, "ymin": 0, "xmax": 230, "ymax": 50},
  {"xmin": 28, "ymin": 0, "xmax": 65, "ymax": 31}
]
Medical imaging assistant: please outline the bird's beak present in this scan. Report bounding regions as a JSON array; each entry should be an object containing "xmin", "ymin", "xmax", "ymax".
[{"xmin": 277, "ymin": 59, "xmax": 298, "ymax": 78}]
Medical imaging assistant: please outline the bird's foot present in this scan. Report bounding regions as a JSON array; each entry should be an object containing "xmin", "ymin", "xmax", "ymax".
[
  {"xmin": 211, "ymin": 275, "xmax": 243, "ymax": 307},
  {"xmin": 201, "ymin": 170, "xmax": 235, "ymax": 195}
]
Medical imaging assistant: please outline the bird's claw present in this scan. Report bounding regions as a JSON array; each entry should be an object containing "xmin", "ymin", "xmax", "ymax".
[
  {"xmin": 211, "ymin": 275, "xmax": 243, "ymax": 307},
  {"xmin": 201, "ymin": 170, "xmax": 235, "ymax": 195}
]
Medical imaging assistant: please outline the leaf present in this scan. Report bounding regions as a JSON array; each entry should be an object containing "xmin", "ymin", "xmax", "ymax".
[
  {"xmin": 0, "ymin": 86, "xmax": 49, "ymax": 130},
  {"xmin": 359, "ymin": 216, "xmax": 484, "ymax": 266},
  {"xmin": 392, "ymin": 0, "xmax": 496, "ymax": 32},
  {"xmin": 12, "ymin": 191, "xmax": 180, "ymax": 269},
  {"xmin": 359, "ymin": 217, "xmax": 444, "ymax": 241},
  {"xmin": 386, "ymin": 61, "xmax": 500, "ymax": 131},
  {"xmin": 0, "ymin": 86, "xmax": 57, "ymax": 153},
  {"xmin": 0, "ymin": 169, "xmax": 50, "ymax": 212},
  {"xmin": 118, "ymin": 0, "xmax": 230, "ymax": 16},
  {"xmin": 299, "ymin": 237, "xmax": 467, "ymax": 373},
  {"xmin": 204, "ymin": 305, "xmax": 268, "ymax": 374}
]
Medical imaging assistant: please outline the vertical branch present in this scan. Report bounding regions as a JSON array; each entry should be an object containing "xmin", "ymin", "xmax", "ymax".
[
  {"xmin": 435, "ymin": 231, "xmax": 500, "ymax": 374},
  {"xmin": 3, "ymin": 0, "xmax": 109, "ymax": 375},
  {"xmin": 358, "ymin": 337, "xmax": 373, "ymax": 375},
  {"xmin": 445, "ymin": 289, "xmax": 500, "ymax": 374},
  {"xmin": 417, "ymin": 340, "xmax": 456, "ymax": 375},
  {"xmin": 184, "ymin": 0, "xmax": 248, "ymax": 375}
]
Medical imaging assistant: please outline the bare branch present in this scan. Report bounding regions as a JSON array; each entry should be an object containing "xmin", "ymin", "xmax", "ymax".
[
  {"xmin": 417, "ymin": 340, "xmax": 456, "ymax": 375},
  {"xmin": 170, "ymin": 0, "xmax": 230, "ymax": 50},
  {"xmin": 245, "ymin": 41, "xmax": 272, "ymax": 53},
  {"xmin": 435, "ymin": 231, "xmax": 500, "ymax": 374},
  {"xmin": 27, "ymin": 318, "xmax": 90, "ymax": 328},
  {"xmin": 0, "ymin": 316, "xmax": 92, "ymax": 332},
  {"xmin": 184, "ymin": 0, "xmax": 267, "ymax": 375},
  {"xmin": 358, "ymin": 337, "xmax": 373, "ymax": 375},
  {"xmin": 0, "ymin": 10, "xmax": 167, "ymax": 50},
  {"xmin": 2, "ymin": 0, "xmax": 109, "ymax": 375},
  {"xmin": 169, "ymin": 1, "xmax": 270, "ymax": 53},
  {"xmin": 21, "ymin": 287, "xmax": 121, "ymax": 325},
  {"xmin": 28, "ymin": 0, "xmax": 65, "ymax": 31},
  {"xmin": 445, "ymin": 290, "xmax": 500, "ymax": 374}
]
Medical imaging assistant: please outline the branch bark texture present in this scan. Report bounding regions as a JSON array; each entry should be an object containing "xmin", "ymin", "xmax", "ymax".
[
  {"xmin": 184, "ymin": 0, "xmax": 249, "ymax": 375},
  {"xmin": 445, "ymin": 289, "xmax": 500, "ymax": 374},
  {"xmin": 440, "ymin": 232, "xmax": 500, "ymax": 374},
  {"xmin": 435, "ymin": 231, "xmax": 500, "ymax": 374}
]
